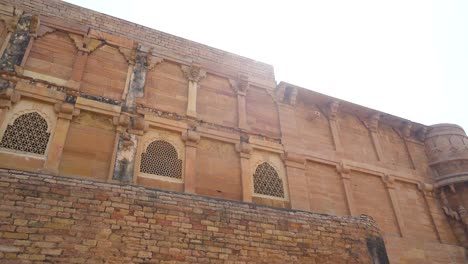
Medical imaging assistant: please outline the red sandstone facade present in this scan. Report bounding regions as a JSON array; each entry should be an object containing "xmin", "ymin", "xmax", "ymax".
[{"xmin": 0, "ymin": 1, "xmax": 466, "ymax": 263}]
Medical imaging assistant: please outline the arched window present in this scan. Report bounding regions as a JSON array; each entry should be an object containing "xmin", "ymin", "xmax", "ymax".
[
  {"xmin": 0, "ymin": 112, "xmax": 50, "ymax": 155},
  {"xmin": 253, "ymin": 162, "xmax": 285, "ymax": 198},
  {"xmin": 139, "ymin": 140, "xmax": 182, "ymax": 179}
]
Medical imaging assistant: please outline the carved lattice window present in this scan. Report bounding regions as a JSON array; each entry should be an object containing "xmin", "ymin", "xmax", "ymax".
[
  {"xmin": 140, "ymin": 140, "xmax": 182, "ymax": 179},
  {"xmin": 253, "ymin": 162, "xmax": 284, "ymax": 198},
  {"xmin": 0, "ymin": 112, "xmax": 50, "ymax": 155}
]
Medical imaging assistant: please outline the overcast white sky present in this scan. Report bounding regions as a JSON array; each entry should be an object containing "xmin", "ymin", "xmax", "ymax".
[{"xmin": 65, "ymin": 0, "xmax": 468, "ymax": 130}]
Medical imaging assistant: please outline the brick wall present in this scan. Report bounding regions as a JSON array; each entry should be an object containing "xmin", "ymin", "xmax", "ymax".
[
  {"xmin": 0, "ymin": 0, "xmax": 275, "ymax": 84},
  {"xmin": 0, "ymin": 169, "xmax": 388, "ymax": 263}
]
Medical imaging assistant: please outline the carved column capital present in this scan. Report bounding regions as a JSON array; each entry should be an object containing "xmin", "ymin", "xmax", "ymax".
[
  {"xmin": 54, "ymin": 102, "xmax": 80, "ymax": 120},
  {"xmin": 113, "ymin": 114, "xmax": 131, "ymax": 132},
  {"xmin": 0, "ymin": 87, "xmax": 21, "ymax": 111},
  {"xmin": 382, "ymin": 174, "xmax": 396, "ymax": 189},
  {"xmin": 327, "ymin": 100, "xmax": 340, "ymax": 121},
  {"xmin": 235, "ymin": 141, "xmax": 252, "ymax": 158},
  {"xmin": 366, "ymin": 112, "xmax": 381, "ymax": 132},
  {"xmin": 181, "ymin": 65, "xmax": 206, "ymax": 82},
  {"xmin": 229, "ymin": 74, "xmax": 249, "ymax": 96},
  {"xmin": 417, "ymin": 181, "xmax": 434, "ymax": 197},
  {"xmin": 400, "ymin": 121, "xmax": 412, "ymax": 138},
  {"xmin": 182, "ymin": 129, "xmax": 201, "ymax": 147},
  {"xmin": 282, "ymin": 151, "xmax": 306, "ymax": 169},
  {"xmin": 336, "ymin": 162, "xmax": 351, "ymax": 179},
  {"xmin": 128, "ymin": 116, "xmax": 148, "ymax": 136}
]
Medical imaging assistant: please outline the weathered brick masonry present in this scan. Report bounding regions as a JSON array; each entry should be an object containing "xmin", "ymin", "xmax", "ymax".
[{"xmin": 0, "ymin": 170, "xmax": 387, "ymax": 263}]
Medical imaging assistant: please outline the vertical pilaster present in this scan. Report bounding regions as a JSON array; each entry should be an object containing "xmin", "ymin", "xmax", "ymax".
[
  {"xmin": 230, "ymin": 75, "xmax": 249, "ymax": 130},
  {"xmin": 43, "ymin": 101, "xmax": 79, "ymax": 175},
  {"xmin": 327, "ymin": 100, "xmax": 343, "ymax": 153},
  {"xmin": 181, "ymin": 65, "xmax": 206, "ymax": 118},
  {"xmin": 66, "ymin": 35, "xmax": 104, "ymax": 90},
  {"xmin": 182, "ymin": 129, "xmax": 200, "ymax": 194},
  {"xmin": 400, "ymin": 121, "xmax": 416, "ymax": 169},
  {"xmin": 236, "ymin": 140, "xmax": 252, "ymax": 202},
  {"xmin": 367, "ymin": 113, "xmax": 384, "ymax": 161},
  {"xmin": 110, "ymin": 48, "xmax": 148, "ymax": 183},
  {"xmin": 283, "ymin": 152, "xmax": 310, "ymax": 211},
  {"xmin": 418, "ymin": 182, "xmax": 443, "ymax": 242},
  {"xmin": 336, "ymin": 163, "xmax": 356, "ymax": 216},
  {"xmin": 0, "ymin": 13, "xmax": 34, "ymax": 72},
  {"xmin": 382, "ymin": 175, "xmax": 406, "ymax": 237}
]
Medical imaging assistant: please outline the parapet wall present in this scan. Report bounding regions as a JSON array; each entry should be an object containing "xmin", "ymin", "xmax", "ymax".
[{"xmin": 0, "ymin": 169, "xmax": 388, "ymax": 264}]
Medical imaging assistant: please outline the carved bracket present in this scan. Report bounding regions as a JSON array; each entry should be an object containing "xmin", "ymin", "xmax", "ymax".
[
  {"xmin": 382, "ymin": 174, "xmax": 396, "ymax": 189},
  {"xmin": 400, "ymin": 121, "xmax": 412, "ymax": 139},
  {"xmin": 229, "ymin": 73, "xmax": 249, "ymax": 95},
  {"xmin": 181, "ymin": 65, "xmax": 206, "ymax": 83},
  {"xmin": 417, "ymin": 181, "xmax": 434, "ymax": 195},
  {"xmin": 0, "ymin": 87, "xmax": 21, "ymax": 110},
  {"xmin": 282, "ymin": 151, "xmax": 306, "ymax": 168},
  {"xmin": 336, "ymin": 162, "xmax": 351, "ymax": 179},
  {"xmin": 364, "ymin": 112, "xmax": 381, "ymax": 132},
  {"xmin": 54, "ymin": 102, "xmax": 80, "ymax": 120},
  {"xmin": 235, "ymin": 141, "xmax": 252, "ymax": 158},
  {"xmin": 128, "ymin": 116, "xmax": 148, "ymax": 136},
  {"xmin": 69, "ymin": 33, "xmax": 103, "ymax": 53},
  {"xmin": 325, "ymin": 100, "xmax": 340, "ymax": 121},
  {"xmin": 182, "ymin": 129, "xmax": 200, "ymax": 147}
]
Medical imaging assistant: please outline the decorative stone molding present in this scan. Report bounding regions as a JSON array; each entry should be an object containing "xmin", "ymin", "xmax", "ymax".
[
  {"xmin": 128, "ymin": 116, "xmax": 148, "ymax": 136},
  {"xmin": 181, "ymin": 65, "xmax": 206, "ymax": 83}
]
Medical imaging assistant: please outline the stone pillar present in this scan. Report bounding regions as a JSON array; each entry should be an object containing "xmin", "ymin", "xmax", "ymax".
[
  {"xmin": 43, "ymin": 101, "xmax": 80, "ymax": 175},
  {"xmin": 336, "ymin": 162, "xmax": 356, "ymax": 216},
  {"xmin": 327, "ymin": 100, "xmax": 343, "ymax": 153},
  {"xmin": 230, "ymin": 74, "xmax": 249, "ymax": 130},
  {"xmin": 110, "ymin": 48, "xmax": 149, "ymax": 183},
  {"xmin": 283, "ymin": 152, "xmax": 310, "ymax": 211},
  {"xmin": 382, "ymin": 175, "xmax": 406, "ymax": 237},
  {"xmin": 182, "ymin": 129, "xmax": 200, "ymax": 194},
  {"xmin": 0, "ymin": 13, "xmax": 35, "ymax": 72},
  {"xmin": 236, "ymin": 140, "xmax": 253, "ymax": 202},
  {"xmin": 366, "ymin": 113, "xmax": 384, "ymax": 161},
  {"xmin": 181, "ymin": 65, "xmax": 206, "ymax": 118}
]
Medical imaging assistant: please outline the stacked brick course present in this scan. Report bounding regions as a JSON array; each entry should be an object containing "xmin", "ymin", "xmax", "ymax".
[{"xmin": 0, "ymin": 170, "xmax": 386, "ymax": 263}]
